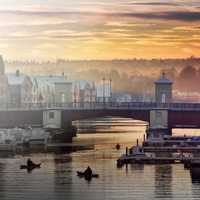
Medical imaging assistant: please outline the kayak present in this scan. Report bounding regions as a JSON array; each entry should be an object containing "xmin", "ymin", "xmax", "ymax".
[
  {"xmin": 20, "ymin": 163, "xmax": 41, "ymax": 170},
  {"xmin": 77, "ymin": 171, "xmax": 99, "ymax": 179}
]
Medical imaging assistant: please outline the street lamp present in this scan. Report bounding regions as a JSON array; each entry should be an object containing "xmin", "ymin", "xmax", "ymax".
[
  {"xmin": 103, "ymin": 77, "xmax": 105, "ymax": 108},
  {"xmin": 109, "ymin": 77, "xmax": 112, "ymax": 105}
]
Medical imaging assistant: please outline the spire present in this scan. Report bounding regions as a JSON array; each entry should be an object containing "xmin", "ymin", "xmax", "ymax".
[{"xmin": 162, "ymin": 72, "xmax": 166, "ymax": 78}]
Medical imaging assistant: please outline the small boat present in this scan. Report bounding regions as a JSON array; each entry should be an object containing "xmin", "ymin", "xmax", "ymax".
[
  {"xmin": 77, "ymin": 171, "xmax": 99, "ymax": 179},
  {"xmin": 20, "ymin": 163, "xmax": 41, "ymax": 170}
]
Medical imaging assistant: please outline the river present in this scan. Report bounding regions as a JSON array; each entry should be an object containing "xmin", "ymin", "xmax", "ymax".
[{"xmin": 0, "ymin": 117, "xmax": 200, "ymax": 200}]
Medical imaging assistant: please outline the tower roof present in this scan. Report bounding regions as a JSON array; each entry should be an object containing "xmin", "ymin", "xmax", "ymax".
[{"xmin": 154, "ymin": 73, "xmax": 173, "ymax": 84}]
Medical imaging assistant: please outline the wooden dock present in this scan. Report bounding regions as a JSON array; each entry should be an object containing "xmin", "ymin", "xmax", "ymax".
[
  {"xmin": 117, "ymin": 154, "xmax": 200, "ymax": 167},
  {"xmin": 143, "ymin": 146, "xmax": 200, "ymax": 153}
]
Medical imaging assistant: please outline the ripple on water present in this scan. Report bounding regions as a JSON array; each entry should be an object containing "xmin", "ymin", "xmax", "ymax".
[{"xmin": 0, "ymin": 119, "xmax": 199, "ymax": 200}]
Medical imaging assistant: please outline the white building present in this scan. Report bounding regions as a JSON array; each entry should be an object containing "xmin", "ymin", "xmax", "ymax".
[
  {"xmin": 31, "ymin": 77, "xmax": 55, "ymax": 104},
  {"xmin": 96, "ymin": 82, "xmax": 111, "ymax": 103},
  {"xmin": 7, "ymin": 70, "xmax": 33, "ymax": 107},
  {"xmin": 73, "ymin": 80, "xmax": 96, "ymax": 107},
  {"xmin": 115, "ymin": 94, "xmax": 132, "ymax": 103},
  {"xmin": 35, "ymin": 75, "xmax": 72, "ymax": 104},
  {"xmin": 0, "ymin": 56, "xmax": 8, "ymax": 107}
]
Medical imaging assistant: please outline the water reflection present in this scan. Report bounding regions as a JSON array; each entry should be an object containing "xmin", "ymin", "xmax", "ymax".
[
  {"xmin": 192, "ymin": 179, "xmax": 200, "ymax": 199},
  {"xmin": 0, "ymin": 163, "xmax": 5, "ymax": 199},
  {"xmin": 154, "ymin": 165, "xmax": 173, "ymax": 199},
  {"xmin": 130, "ymin": 163, "xmax": 144, "ymax": 171},
  {"xmin": 0, "ymin": 118, "xmax": 199, "ymax": 199},
  {"xmin": 53, "ymin": 155, "xmax": 73, "ymax": 200},
  {"xmin": 190, "ymin": 172, "xmax": 200, "ymax": 184}
]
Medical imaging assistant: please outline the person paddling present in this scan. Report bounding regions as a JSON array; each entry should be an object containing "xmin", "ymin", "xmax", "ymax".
[
  {"xmin": 27, "ymin": 158, "xmax": 36, "ymax": 167},
  {"xmin": 84, "ymin": 166, "xmax": 93, "ymax": 176}
]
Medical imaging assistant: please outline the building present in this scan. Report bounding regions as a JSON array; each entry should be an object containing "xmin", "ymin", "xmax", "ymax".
[
  {"xmin": 0, "ymin": 56, "xmax": 8, "ymax": 106},
  {"xmin": 154, "ymin": 73, "xmax": 173, "ymax": 103},
  {"xmin": 0, "ymin": 55, "xmax": 5, "ymax": 74},
  {"xmin": 7, "ymin": 70, "xmax": 33, "ymax": 107},
  {"xmin": 113, "ymin": 93, "xmax": 132, "ymax": 103},
  {"xmin": 31, "ymin": 77, "xmax": 55, "ymax": 104},
  {"xmin": 173, "ymin": 90, "xmax": 200, "ymax": 103},
  {"xmin": 96, "ymin": 81, "xmax": 111, "ymax": 103},
  {"xmin": 35, "ymin": 75, "xmax": 72, "ymax": 104},
  {"xmin": 73, "ymin": 80, "xmax": 96, "ymax": 107}
]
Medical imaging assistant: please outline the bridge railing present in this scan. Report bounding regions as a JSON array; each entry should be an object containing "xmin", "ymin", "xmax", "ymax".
[{"xmin": 0, "ymin": 102, "xmax": 200, "ymax": 110}]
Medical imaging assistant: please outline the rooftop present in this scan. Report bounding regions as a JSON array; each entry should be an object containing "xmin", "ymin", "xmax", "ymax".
[
  {"xmin": 155, "ymin": 73, "xmax": 173, "ymax": 84},
  {"xmin": 34, "ymin": 75, "xmax": 71, "ymax": 84},
  {"xmin": 7, "ymin": 73, "xmax": 27, "ymax": 85}
]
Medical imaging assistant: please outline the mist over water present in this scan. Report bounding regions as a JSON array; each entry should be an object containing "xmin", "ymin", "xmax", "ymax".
[{"xmin": 0, "ymin": 118, "xmax": 199, "ymax": 200}]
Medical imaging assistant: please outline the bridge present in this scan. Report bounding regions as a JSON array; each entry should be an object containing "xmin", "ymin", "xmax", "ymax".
[
  {"xmin": 0, "ymin": 102, "xmax": 200, "ymax": 131},
  {"xmin": 0, "ymin": 73, "xmax": 199, "ymax": 141}
]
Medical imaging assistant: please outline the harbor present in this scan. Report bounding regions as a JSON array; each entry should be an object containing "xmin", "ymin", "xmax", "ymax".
[
  {"xmin": 1, "ymin": 0, "xmax": 200, "ymax": 198},
  {"xmin": 0, "ymin": 127, "xmax": 92, "ymax": 155},
  {"xmin": 0, "ymin": 118, "xmax": 199, "ymax": 200},
  {"xmin": 117, "ymin": 129, "xmax": 200, "ymax": 168},
  {"xmin": 117, "ymin": 143, "xmax": 200, "ymax": 166}
]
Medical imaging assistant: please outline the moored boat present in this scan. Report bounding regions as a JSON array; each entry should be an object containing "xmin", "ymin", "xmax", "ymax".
[
  {"xmin": 117, "ymin": 144, "xmax": 180, "ymax": 166},
  {"xmin": 117, "ymin": 145, "xmax": 148, "ymax": 166}
]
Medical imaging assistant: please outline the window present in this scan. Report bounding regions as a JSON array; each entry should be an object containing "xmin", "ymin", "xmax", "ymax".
[
  {"xmin": 155, "ymin": 111, "xmax": 162, "ymax": 126},
  {"xmin": 61, "ymin": 93, "xmax": 65, "ymax": 103},
  {"xmin": 161, "ymin": 93, "xmax": 166, "ymax": 103},
  {"xmin": 49, "ymin": 112, "xmax": 54, "ymax": 119}
]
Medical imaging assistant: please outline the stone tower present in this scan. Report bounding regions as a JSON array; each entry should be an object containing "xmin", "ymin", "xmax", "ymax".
[
  {"xmin": 154, "ymin": 73, "xmax": 173, "ymax": 103},
  {"xmin": 0, "ymin": 55, "xmax": 5, "ymax": 75}
]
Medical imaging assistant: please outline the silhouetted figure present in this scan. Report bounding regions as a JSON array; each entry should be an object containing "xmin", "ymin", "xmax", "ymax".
[
  {"xmin": 27, "ymin": 158, "xmax": 35, "ymax": 167},
  {"xmin": 84, "ymin": 166, "xmax": 92, "ymax": 176},
  {"xmin": 116, "ymin": 143, "xmax": 120, "ymax": 150}
]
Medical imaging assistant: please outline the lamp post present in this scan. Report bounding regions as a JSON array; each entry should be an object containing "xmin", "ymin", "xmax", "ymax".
[
  {"xmin": 109, "ymin": 77, "xmax": 112, "ymax": 106},
  {"xmin": 103, "ymin": 77, "xmax": 105, "ymax": 108}
]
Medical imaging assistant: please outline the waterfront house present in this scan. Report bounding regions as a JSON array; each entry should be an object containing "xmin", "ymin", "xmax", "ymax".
[
  {"xmin": 0, "ymin": 56, "xmax": 9, "ymax": 107},
  {"xmin": 35, "ymin": 75, "xmax": 72, "ymax": 104},
  {"xmin": 72, "ymin": 80, "xmax": 96, "ymax": 107},
  {"xmin": 96, "ymin": 82, "xmax": 111, "ymax": 103},
  {"xmin": 31, "ymin": 77, "xmax": 55, "ymax": 105},
  {"xmin": 7, "ymin": 70, "xmax": 33, "ymax": 108}
]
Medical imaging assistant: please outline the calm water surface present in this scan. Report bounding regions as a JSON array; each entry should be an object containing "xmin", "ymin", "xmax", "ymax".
[{"xmin": 0, "ymin": 118, "xmax": 200, "ymax": 200}]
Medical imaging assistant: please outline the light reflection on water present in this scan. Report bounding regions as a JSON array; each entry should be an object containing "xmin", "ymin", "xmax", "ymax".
[{"xmin": 0, "ymin": 118, "xmax": 199, "ymax": 199}]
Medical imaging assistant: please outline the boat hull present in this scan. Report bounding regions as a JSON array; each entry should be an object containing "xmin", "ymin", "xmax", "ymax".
[
  {"xmin": 20, "ymin": 163, "xmax": 41, "ymax": 170},
  {"xmin": 77, "ymin": 171, "xmax": 99, "ymax": 180}
]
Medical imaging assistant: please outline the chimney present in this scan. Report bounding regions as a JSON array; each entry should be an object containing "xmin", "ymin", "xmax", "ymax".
[{"xmin": 16, "ymin": 69, "xmax": 20, "ymax": 76}]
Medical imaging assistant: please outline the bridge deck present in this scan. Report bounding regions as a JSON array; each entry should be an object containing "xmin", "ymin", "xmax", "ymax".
[{"xmin": 1, "ymin": 102, "xmax": 200, "ymax": 111}]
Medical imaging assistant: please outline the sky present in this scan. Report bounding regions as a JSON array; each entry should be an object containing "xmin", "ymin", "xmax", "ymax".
[{"xmin": 0, "ymin": 0, "xmax": 200, "ymax": 60}]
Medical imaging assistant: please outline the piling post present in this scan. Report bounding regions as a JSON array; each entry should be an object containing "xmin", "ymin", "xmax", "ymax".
[
  {"xmin": 136, "ymin": 139, "xmax": 139, "ymax": 146},
  {"xmin": 126, "ymin": 147, "xmax": 128, "ymax": 156}
]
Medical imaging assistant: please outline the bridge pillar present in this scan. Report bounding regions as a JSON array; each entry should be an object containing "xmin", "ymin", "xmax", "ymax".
[
  {"xmin": 147, "ymin": 109, "xmax": 171, "ymax": 141},
  {"xmin": 43, "ymin": 110, "xmax": 62, "ymax": 129},
  {"xmin": 43, "ymin": 110, "xmax": 76, "ymax": 143}
]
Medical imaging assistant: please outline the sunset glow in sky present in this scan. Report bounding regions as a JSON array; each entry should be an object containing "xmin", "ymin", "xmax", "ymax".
[{"xmin": 1, "ymin": 0, "xmax": 200, "ymax": 60}]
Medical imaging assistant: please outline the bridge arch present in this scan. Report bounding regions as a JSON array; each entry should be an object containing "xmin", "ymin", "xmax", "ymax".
[{"xmin": 61, "ymin": 109, "xmax": 150, "ymax": 128}]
